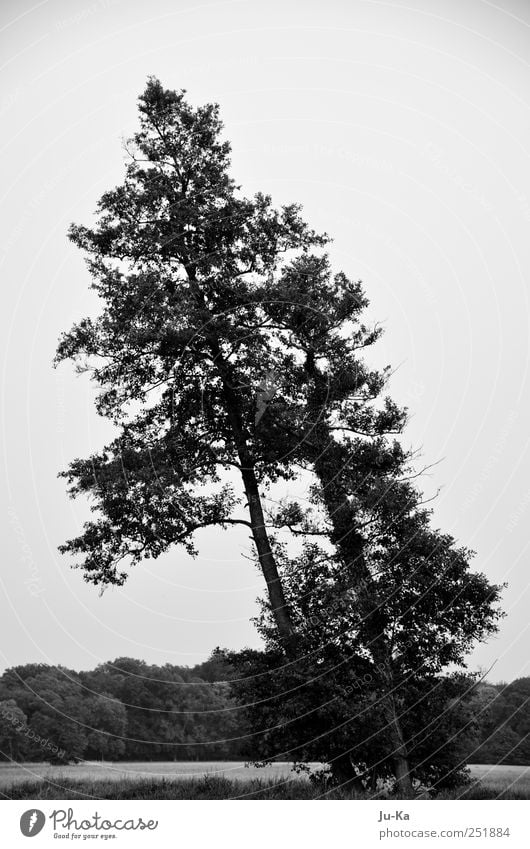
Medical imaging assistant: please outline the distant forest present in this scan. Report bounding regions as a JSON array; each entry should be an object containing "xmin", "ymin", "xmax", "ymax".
[{"xmin": 0, "ymin": 656, "xmax": 528, "ymax": 767}]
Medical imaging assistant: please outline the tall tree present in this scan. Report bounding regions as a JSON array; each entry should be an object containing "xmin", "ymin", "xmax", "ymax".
[
  {"xmin": 240, "ymin": 252, "xmax": 416, "ymax": 792},
  {"xmin": 55, "ymin": 80, "xmax": 502, "ymax": 792},
  {"xmin": 55, "ymin": 79, "xmax": 412, "ymax": 658},
  {"xmin": 55, "ymin": 77, "xmax": 327, "ymax": 642},
  {"xmin": 231, "ymin": 253, "xmax": 503, "ymax": 793}
]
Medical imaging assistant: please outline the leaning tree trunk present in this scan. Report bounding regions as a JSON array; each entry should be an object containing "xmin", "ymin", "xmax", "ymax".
[
  {"xmin": 304, "ymin": 374, "xmax": 413, "ymax": 796},
  {"xmin": 314, "ymin": 445, "xmax": 413, "ymax": 796}
]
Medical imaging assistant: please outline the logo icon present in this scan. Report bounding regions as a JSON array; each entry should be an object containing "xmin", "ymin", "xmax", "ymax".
[{"xmin": 20, "ymin": 809, "xmax": 45, "ymax": 837}]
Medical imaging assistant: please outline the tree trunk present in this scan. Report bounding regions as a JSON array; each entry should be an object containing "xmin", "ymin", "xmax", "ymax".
[
  {"xmin": 223, "ymin": 392, "xmax": 295, "ymax": 642},
  {"xmin": 392, "ymin": 737, "xmax": 413, "ymax": 797},
  {"xmin": 204, "ymin": 322, "xmax": 296, "ymax": 642},
  {"xmin": 330, "ymin": 753, "xmax": 365, "ymax": 793},
  {"xmin": 240, "ymin": 474, "xmax": 296, "ymax": 642},
  {"xmin": 379, "ymin": 660, "xmax": 414, "ymax": 797},
  {"xmin": 304, "ymin": 372, "xmax": 413, "ymax": 793},
  {"xmin": 185, "ymin": 274, "xmax": 296, "ymax": 644}
]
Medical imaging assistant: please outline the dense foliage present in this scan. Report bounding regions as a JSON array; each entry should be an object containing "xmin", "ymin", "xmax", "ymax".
[
  {"xmin": 470, "ymin": 679, "xmax": 530, "ymax": 765},
  {"xmin": 52, "ymin": 78, "xmax": 505, "ymax": 794},
  {"xmin": 226, "ymin": 483, "xmax": 502, "ymax": 790},
  {"xmin": 0, "ymin": 658, "xmax": 248, "ymax": 763},
  {"xmin": 0, "ymin": 660, "xmax": 528, "ymax": 774}
]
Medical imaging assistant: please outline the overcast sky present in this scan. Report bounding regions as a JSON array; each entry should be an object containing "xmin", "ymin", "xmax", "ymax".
[{"xmin": 1, "ymin": 0, "xmax": 529, "ymax": 682}]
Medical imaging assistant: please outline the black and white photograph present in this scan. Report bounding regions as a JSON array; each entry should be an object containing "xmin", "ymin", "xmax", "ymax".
[{"xmin": 1, "ymin": 0, "xmax": 530, "ymax": 845}]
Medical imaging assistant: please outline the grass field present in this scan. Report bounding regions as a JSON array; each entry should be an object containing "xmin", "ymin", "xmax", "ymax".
[
  {"xmin": 0, "ymin": 760, "xmax": 304, "ymax": 790},
  {"xmin": 1, "ymin": 761, "xmax": 529, "ymax": 800}
]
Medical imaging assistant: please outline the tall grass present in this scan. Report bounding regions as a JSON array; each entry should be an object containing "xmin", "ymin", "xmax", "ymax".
[
  {"xmin": 1, "ymin": 776, "xmax": 351, "ymax": 800},
  {"xmin": 2, "ymin": 776, "xmax": 529, "ymax": 800}
]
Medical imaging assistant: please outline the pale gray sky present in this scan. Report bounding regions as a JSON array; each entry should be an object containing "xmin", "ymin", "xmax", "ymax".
[{"xmin": 1, "ymin": 0, "xmax": 529, "ymax": 681}]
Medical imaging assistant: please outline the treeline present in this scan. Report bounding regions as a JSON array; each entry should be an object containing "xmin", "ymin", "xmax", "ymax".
[
  {"xmin": 470, "ymin": 678, "xmax": 530, "ymax": 765},
  {"xmin": 0, "ymin": 657, "xmax": 528, "ymax": 766},
  {"xmin": 0, "ymin": 655, "xmax": 250, "ymax": 763}
]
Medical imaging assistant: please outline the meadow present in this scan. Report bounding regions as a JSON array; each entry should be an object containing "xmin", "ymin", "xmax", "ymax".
[{"xmin": 0, "ymin": 762, "xmax": 529, "ymax": 800}]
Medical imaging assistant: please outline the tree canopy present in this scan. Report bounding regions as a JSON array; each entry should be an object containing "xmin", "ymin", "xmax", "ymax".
[{"xmin": 54, "ymin": 78, "xmax": 504, "ymax": 795}]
